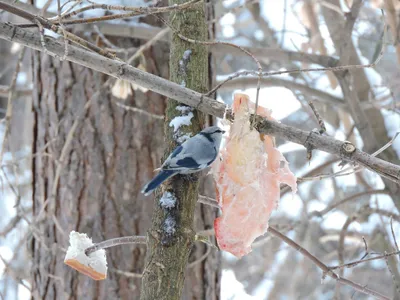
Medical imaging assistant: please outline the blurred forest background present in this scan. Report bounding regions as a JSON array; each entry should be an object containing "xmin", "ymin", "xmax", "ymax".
[{"xmin": 0, "ymin": 0, "xmax": 400, "ymax": 299}]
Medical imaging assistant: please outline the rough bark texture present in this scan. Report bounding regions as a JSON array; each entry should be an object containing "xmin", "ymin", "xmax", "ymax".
[
  {"xmin": 30, "ymin": 44, "xmax": 168, "ymax": 299},
  {"xmin": 29, "ymin": 7, "xmax": 219, "ymax": 300},
  {"xmin": 140, "ymin": 1, "xmax": 216, "ymax": 299},
  {"xmin": 183, "ymin": 177, "xmax": 221, "ymax": 300}
]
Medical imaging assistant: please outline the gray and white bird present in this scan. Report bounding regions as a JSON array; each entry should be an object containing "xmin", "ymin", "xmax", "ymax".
[{"xmin": 141, "ymin": 126, "xmax": 225, "ymax": 196}]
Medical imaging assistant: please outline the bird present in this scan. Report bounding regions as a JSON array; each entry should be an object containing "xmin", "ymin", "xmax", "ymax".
[{"xmin": 141, "ymin": 126, "xmax": 225, "ymax": 196}]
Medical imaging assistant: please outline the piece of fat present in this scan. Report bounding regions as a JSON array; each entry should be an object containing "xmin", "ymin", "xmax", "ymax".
[{"xmin": 213, "ymin": 93, "xmax": 297, "ymax": 258}]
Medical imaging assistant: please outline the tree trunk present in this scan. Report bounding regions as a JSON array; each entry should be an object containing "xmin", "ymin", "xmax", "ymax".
[
  {"xmin": 30, "ymin": 8, "xmax": 220, "ymax": 300},
  {"xmin": 140, "ymin": 0, "xmax": 219, "ymax": 299},
  {"xmin": 30, "ymin": 44, "xmax": 168, "ymax": 299}
]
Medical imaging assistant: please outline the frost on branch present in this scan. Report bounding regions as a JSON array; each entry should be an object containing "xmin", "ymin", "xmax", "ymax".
[
  {"xmin": 64, "ymin": 231, "xmax": 108, "ymax": 280},
  {"xmin": 212, "ymin": 93, "xmax": 297, "ymax": 258}
]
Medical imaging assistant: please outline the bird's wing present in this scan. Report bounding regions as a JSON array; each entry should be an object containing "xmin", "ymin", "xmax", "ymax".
[{"xmin": 163, "ymin": 145, "xmax": 217, "ymax": 171}]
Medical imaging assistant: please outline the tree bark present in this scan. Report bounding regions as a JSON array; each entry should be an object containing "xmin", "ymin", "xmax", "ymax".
[
  {"xmin": 140, "ymin": 0, "xmax": 216, "ymax": 299},
  {"xmin": 29, "ymin": 6, "xmax": 220, "ymax": 300},
  {"xmin": 30, "ymin": 42, "xmax": 168, "ymax": 299}
]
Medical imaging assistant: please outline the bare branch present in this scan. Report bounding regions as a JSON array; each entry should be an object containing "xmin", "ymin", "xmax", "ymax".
[
  {"xmin": 307, "ymin": 100, "xmax": 327, "ymax": 134},
  {"xmin": 85, "ymin": 235, "xmax": 146, "ymax": 256},
  {"xmin": 1, "ymin": 22, "xmax": 399, "ymax": 185},
  {"xmin": 0, "ymin": 1, "xmax": 117, "ymax": 59},
  {"xmin": 309, "ymin": 189, "xmax": 390, "ymax": 217},
  {"xmin": 329, "ymin": 250, "xmax": 400, "ymax": 271},
  {"xmin": 267, "ymin": 227, "xmax": 390, "ymax": 300},
  {"xmin": 211, "ymin": 36, "xmax": 385, "ymax": 96},
  {"xmin": 197, "ymin": 194, "xmax": 220, "ymax": 208},
  {"xmin": 110, "ymin": 268, "xmax": 143, "ymax": 278},
  {"xmin": 390, "ymin": 217, "xmax": 400, "ymax": 256},
  {"xmin": 0, "ymin": 48, "xmax": 25, "ymax": 166},
  {"xmin": 218, "ymin": 77, "xmax": 346, "ymax": 108},
  {"xmin": 57, "ymin": 0, "xmax": 200, "ymax": 22},
  {"xmin": 155, "ymin": 14, "xmax": 263, "ymax": 116}
]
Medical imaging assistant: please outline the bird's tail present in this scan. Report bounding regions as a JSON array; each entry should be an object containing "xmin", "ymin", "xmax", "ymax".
[{"xmin": 141, "ymin": 170, "xmax": 176, "ymax": 196}]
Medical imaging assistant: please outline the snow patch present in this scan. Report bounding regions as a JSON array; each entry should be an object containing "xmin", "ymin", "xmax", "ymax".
[
  {"xmin": 163, "ymin": 216, "xmax": 176, "ymax": 235},
  {"xmin": 169, "ymin": 113, "xmax": 194, "ymax": 132},
  {"xmin": 160, "ymin": 191, "xmax": 176, "ymax": 209}
]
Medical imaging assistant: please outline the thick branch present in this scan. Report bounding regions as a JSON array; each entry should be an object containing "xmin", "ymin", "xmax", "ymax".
[{"xmin": 1, "ymin": 21, "xmax": 399, "ymax": 184}]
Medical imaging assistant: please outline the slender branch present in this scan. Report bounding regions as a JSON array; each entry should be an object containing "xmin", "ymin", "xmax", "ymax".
[
  {"xmin": 13, "ymin": 0, "xmax": 200, "ymax": 27},
  {"xmin": 267, "ymin": 227, "xmax": 390, "ymax": 300},
  {"xmin": 309, "ymin": 189, "xmax": 390, "ymax": 217},
  {"xmin": 329, "ymin": 250, "xmax": 400, "ymax": 271},
  {"xmin": 110, "ymin": 268, "xmax": 143, "ymax": 278},
  {"xmin": 0, "ymin": 48, "xmax": 25, "ymax": 166},
  {"xmin": 210, "ymin": 35, "xmax": 385, "ymax": 96},
  {"xmin": 218, "ymin": 77, "xmax": 346, "ymax": 108},
  {"xmin": 338, "ymin": 216, "xmax": 357, "ymax": 281},
  {"xmin": 360, "ymin": 206, "xmax": 400, "ymax": 222},
  {"xmin": 1, "ymin": 22, "xmax": 400, "ymax": 185},
  {"xmin": 154, "ymin": 14, "xmax": 263, "ymax": 114},
  {"xmin": 198, "ymin": 195, "xmax": 220, "ymax": 208},
  {"xmin": 0, "ymin": 1, "xmax": 117, "ymax": 59},
  {"xmin": 57, "ymin": 0, "xmax": 200, "ymax": 21},
  {"xmin": 127, "ymin": 27, "xmax": 170, "ymax": 64},
  {"xmin": 390, "ymin": 217, "xmax": 400, "ymax": 256},
  {"xmin": 85, "ymin": 236, "xmax": 146, "ymax": 255}
]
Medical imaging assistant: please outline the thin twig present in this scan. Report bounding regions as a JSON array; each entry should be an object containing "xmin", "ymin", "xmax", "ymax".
[
  {"xmin": 309, "ymin": 189, "xmax": 389, "ymax": 217},
  {"xmin": 329, "ymin": 250, "xmax": 400, "ymax": 270},
  {"xmin": 360, "ymin": 237, "xmax": 369, "ymax": 260},
  {"xmin": 58, "ymin": 0, "xmax": 200, "ymax": 21},
  {"xmin": 384, "ymin": 250, "xmax": 400, "ymax": 296},
  {"xmin": 93, "ymin": 25, "xmax": 136, "ymax": 55},
  {"xmin": 127, "ymin": 27, "xmax": 170, "ymax": 64},
  {"xmin": 154, "ymin": 14, "xmax": 263, "ymax": 123},
  {"xmin": 114, "ymin": 101, "xmax": 164, "ymax": 120},
  {"xmin": 110, "ymin": 268, "xmax": 143, "ymax": 278},
  {"xmin": 267, "ymin": 227, "xmax": 390, "ymax": 300},
  {"xmin": 198, "ymin": 194, "xmax": 220, "ymax": 208},
  {"xmin": 16, "ymin": 0, "xmax": 201, "ymax": 27},
  {"xmin": 85, "ymin": 235, "xmax": 146, "ymax": 255},
  {"xmin": 0, "ymin": 1, "xmax": 117, "ymax": 59},
  {"xmin": 0, "ymin": 48, "xmax": 25, "ymax": 166},
  {"xmin": 209, "ymin": 22, "xmax": 386, "ymax": 95},
  {"xmin": 303, "ymin": 131, "xmax": 400, "ymax": 181},
  {"xmin": 188, "ymin": 244, "xmax": 211, "ymax": 268},
  {"xmin": 308, "ymin": 100, "xmax": 326, "ymax": 134},
  {"xmin": 338, "ymin": 216, "xmax": 357, "ymax": 281},
  {"xmin": 390, "ymin": 217, "xmax": 400, "ymax": 257}
]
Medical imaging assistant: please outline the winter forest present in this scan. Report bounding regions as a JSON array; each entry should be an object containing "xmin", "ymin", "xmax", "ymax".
[{"xmin": 0, "ymin": 0, "xmax": 400, "ymax": 299}]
